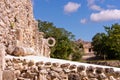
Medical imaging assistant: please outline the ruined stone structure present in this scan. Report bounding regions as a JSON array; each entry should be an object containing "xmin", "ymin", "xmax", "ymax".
[
  {"xmin": 3, "ymin": 56, "xmax": 120, "ymax": 80},
  {"xmin": 0, "ymin": 0, "xmax": 56, "ymax": 79},
  {"xmin": 0, "ymin": 0, "xmax": 120, "ymax": 80},
  {"xmin": 76, "ymin": 39, "xmax": 94, "ymax": 54},
  {"xmin": 0, "ymin": 0, "xmax": 55, "ymax": 57}
]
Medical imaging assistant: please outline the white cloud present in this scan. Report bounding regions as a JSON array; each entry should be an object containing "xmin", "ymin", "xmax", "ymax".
[
  {"xmin": 87, "ymin": 0, "xmax": 103, "ymax": 11},
  {"xmin": 90, "ymin": 4, "xmax": 103, "ymax": 11},
  {"xmin": 64, "ymin": 2, "xmax": 81, "ymax": 14},
  {"xmin": 90, "ymin": 9, "xmax": 120, "ymax": 22},
  {"xmin": 87, "ymin": 0, "xmax": 95, "ymax": 6},
  {"xmin": 80, "ymin": 18, "xmax": 87, "ymax": 24},
  {"xmin": 107, "ymin": 5, "xmax": 116, "ymax": 9}
]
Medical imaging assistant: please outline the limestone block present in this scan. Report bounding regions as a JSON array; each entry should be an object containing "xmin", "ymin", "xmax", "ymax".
[
  {"xmin": 68, "ymin": 73, "xmax": 80, "ymax": 80},
  {"xmin": 0, "ymin": 44, "xmax": 6, "ymax": 70},
  {"xmin": 3, "ymin": 70, "xmax": 16, "ymax": 80},
  {"xmin": 51, "ymin": 67, "xmax": 62, "ymax": 73},
  {"xmin": 98, "ymin": 73, "xmax": 107, "ymax": 80},
  {"xmin": 60, "ymin": 63, "xmax": 70, "ymax": 68},
  {"xmin": 0, "ymin": 71, "xmax": 3, "ymax": 80},
  {"xmin": 96, "ymin": 67, "xmax": 104, "ymax": 74},
  {"xmin": 40, "ymin": 69, "xmax": 48, "ymax": 74},
  {"xmin": 79, "ymin": 71, "xmax": 87, "ymax": 77},
  {"xmin": 86, "ymin": 66, "xmax": 95, "ymax": 73},
  {"xmin": 38, "ymin": 73, "xmax": 47, "ymax": 80},
  {"xmin": 69, "ymin": 64, "xmax": 77, "ymax": 70},
  {"xmin": 77, "ymin": 65, "xmax": 85, "ymax": 72},
  {"xmin": 36, "ymin": 61, "xmax": 44, "ymax": 66},
  {"xmin": 44, "ymin": 62, "xmax": 52, "ymax": 68},
  {"xmin": 49, "ymin": 71, "xmax": 61, "ymax": 80},
  {"xmin": 6, "ymin": 44, "xmax": 15, "ymax": 54},
  {"xmin": 13, "ymin": 63, "xmax": 23, "ymax": 70},
  {"xmin": 12, "ymin": 46, "xmax": 36, "ymax": 56},
  {"xmin": 16, "ymin": 29, "xmax": 23, "ymax": 41},
  {"xmin": 28, "ymin": 60, "xmax": 35, "ymax": 67},
  {"xmin": 52, "ymin": 62, "xmax": 60, "ymax": 67},
  {"xmin": 109, "ymin": 76, "xmax": 116, "ymax": 80},
  {"xmin": 12, "ymin": 46, "xmax": 24, "ymax": 56},
  {"xmin": 14, "ymin": 70, "xmax": 21, "ymax": 78},
  {"xmin": 87, "ymin": 72, "xmax": 98, "ymax": 78}
]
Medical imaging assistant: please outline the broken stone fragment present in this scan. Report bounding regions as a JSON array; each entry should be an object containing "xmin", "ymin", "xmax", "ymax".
[
  {"xmin": 96, "ymin": 67, "xmax": 104, "ymax": 74},
  {"xmin": 52, "ymin": 62, "xmax": 60, "ymax": 67},
  {"xmin": 12, "ymin": 46, "xmax": 24, "ymax": 56},
  {"xmin": 77, "ymin": 65, "xmax": 85, "ymax": 72},
  {"xmin": 69, "ymin": 64, "xmax": 77, "ymax": 70},
  {"xmin": 86, "ymin": 66, "xmax": 95, "ymax": 73},
  {"xmin": 12, "ymin": 46, "xmax": 36, "ymax": 56},
  {"xmin": 36, "ymin": 61, "xmax": 44, "ymax": 66},
  {"xmin": 28, "ymin": 60, "xmax": 34, "ymax": 67},
  {"xmin": 68, "ymin": 73, "xmax": 80, "ymax": 80},
  {"xmin": 98, "ymin": 73, "xmax": 107, "ymax": 80},
  {"xmin": 60, "ymin": 63, "xmax": 70, "ymax": 68},
  {"xmin": 13, "ymin": 63, "xmax": 23, "ymax": 70},
  {"xmin": 40, "ymin": 69, "xmax": 48, "ymax": 74},
  {"xmin": 51, "ymin": 67, "xmax": 62, "ymax": 73}
]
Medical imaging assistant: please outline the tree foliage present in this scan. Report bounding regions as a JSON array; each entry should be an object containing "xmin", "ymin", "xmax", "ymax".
[
  {"xmin": 38, "ymin": 20, "xmax": 82, "ymax": 60},
  {"xmin": 71, "ymin": 41, "xmax": 83, "ymax": 61},
  {"xmin": 92, "ymin": 23, "xmax": 120, "ymax": 59}
]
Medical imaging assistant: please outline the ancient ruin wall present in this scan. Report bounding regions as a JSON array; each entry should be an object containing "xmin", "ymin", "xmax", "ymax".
[
  {"xmin": 3, "ymin": 56, "xmax": 120, "ymax": 80},
  {"xmin": 0, "ymin": 0, "xmax": 52, "ymax": 57}
]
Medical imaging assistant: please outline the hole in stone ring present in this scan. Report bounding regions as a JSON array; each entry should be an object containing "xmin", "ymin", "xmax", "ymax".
[{"xmin": 46, "ymin": 37, "xmax": 56, "ymax": 47}]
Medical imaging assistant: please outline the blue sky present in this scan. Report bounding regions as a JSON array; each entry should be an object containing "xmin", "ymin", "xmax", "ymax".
[{"xmin": 33, "ymin": 0, "xmax": 120, "ymax": 41}]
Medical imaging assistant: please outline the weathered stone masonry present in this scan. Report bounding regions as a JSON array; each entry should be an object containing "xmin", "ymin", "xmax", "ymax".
[
  {"xmin": 4, "ymin": 57, "xmax": 120, "ymax": 80},
  {"xmin": 0, "ymin": 0, "xmax": 120, "ymax": 80},
  {"xmin": 0, "ymin": 0, "xmax": 52, "ymax": 57},
  {"xmin": 0, "ymin": 0, "xmax": 55, "ymax": 79}
]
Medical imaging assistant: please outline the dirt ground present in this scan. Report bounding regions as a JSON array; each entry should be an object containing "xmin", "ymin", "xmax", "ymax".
[{"xmin": 82, "ymin": 53, "xmax": 103, "ymax": 61}]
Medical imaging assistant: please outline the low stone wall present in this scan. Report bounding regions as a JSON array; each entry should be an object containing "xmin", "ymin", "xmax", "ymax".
[
  {"xmin": 3, "ymin": 56, "xmax": 120, "ymax": 80},
  {"xmin": 87, "ymin": 61, "xmax": 120, "ymax": 68}
]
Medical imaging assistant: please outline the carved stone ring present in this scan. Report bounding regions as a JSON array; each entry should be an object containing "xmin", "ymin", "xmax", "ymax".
[{"xmin": 46, "ymin": 37, "xmax": 56, "ymax": 47}]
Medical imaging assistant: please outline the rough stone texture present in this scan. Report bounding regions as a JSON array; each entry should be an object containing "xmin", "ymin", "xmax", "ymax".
[
  {"xmin": 4, "ymin": 58, "xmax": 120, "ymax": 80},
  {"xmin": 0, "ymin": 0, "xmax": 53, "ymax": 57},
  {"xmin": 0, "ymin": 71, "xmax": 2, "ymax": 80},
  {"xmin": 0, "ymin": 44, "xmax": 6, "ymax": 80},
  {"xmin": 0, "ymin": 44, "xmax": 5, "ymax": 71},
  {"xmin": 87, "ymin": 61, "xmax": 120, "ymax": 67},
  {"xmin": 0, "ymin": 0, "xmax": 120, "ymax": 80},
  {"xmin": 3, "ymin": 70, "xmax": 15, "ymax": 80}
]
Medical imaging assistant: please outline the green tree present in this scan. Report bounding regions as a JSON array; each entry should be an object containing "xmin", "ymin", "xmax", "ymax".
[
  {"xmin": 71, "ymin": 42, "xmax": 83, "ymax": 61},
  {"xmin": 105, "ymin": 23, "xmax": 120, "ymax": 59},
  {"xmin": 92, "ymin": 33, "xmax": 108, "ymax": 59},
  {"xmin": 92, "ymin": 23, "xmax": 120, "ymax": 59},
  {"xmin": 38, "ymin": 20, "xmax": 81, "ymax": 60}
]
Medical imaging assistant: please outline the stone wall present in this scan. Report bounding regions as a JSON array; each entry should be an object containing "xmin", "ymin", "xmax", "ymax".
[
  {"xmin": 87, "ymin": 61, "xmax": 120, "ymax": 68},
  {"xmin": 0, "ymin": 0, "xmax": 53, "ymax": 57},
  {"xmin": 1, "ymin": 0, "xmax": 120, "ymax": 80},
  {"xmin": 75, "ymin": 39, "xmax": 94, "ymax": 54},
  {"xmin": 3, "ymin": 57, "xmax": 120, "ymax": 80}
]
